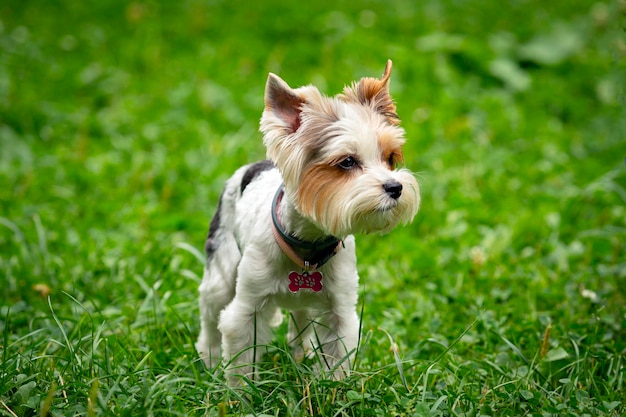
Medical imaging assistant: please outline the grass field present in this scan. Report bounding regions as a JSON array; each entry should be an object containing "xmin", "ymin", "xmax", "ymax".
[{"xmin": 1, "ymin": 0, "xmax": 625, "ymax": 415}]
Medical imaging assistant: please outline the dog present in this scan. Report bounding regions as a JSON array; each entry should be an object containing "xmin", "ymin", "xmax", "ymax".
[{"xmin": 196, "ymin": 60, "xmax": 420, "ymax": 381}]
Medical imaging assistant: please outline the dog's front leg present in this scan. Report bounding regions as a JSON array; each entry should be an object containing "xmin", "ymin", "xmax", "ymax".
[
  {"xmin": 314, "ymin": 306, "xmax": 360, "ymax": 379},
  {"xmin": 309, "ymin": 248, "xmax": 360, "ymax": 379},
  {"xmin": 288, "ymin": 309, "xmax": 313, "ymax": 361},
  {"xmin": 218, "ymin": 293, "xmax": 276, "ymax": 382}
]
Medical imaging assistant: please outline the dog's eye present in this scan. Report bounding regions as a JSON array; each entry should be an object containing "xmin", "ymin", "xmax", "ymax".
[
  {"xmin": 387, "ymin": 153, "xmax": 396, "ymax": 169},
  {"xmin": 338, "ymin": 157, "xmax": 358, "ymax": 170}
]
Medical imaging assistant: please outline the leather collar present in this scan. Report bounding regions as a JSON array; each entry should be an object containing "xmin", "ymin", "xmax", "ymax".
[{"xmin": 271, "ymin": 184, "xmax": 342, "ymax": 270}]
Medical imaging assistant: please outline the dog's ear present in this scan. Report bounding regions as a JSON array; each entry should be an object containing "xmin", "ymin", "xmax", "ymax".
[
  {"xmin": 342, "ymin": 60, "xmax": 399, "ymax": 125},
  {"xmin": 265, "ymin": 74, "xmax": 305, "ymax": 133}
]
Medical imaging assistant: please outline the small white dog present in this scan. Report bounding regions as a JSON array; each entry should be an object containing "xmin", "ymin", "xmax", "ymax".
[{"xmin": 196, "ymin": 60, "xmax": 420, "ymax": 380}]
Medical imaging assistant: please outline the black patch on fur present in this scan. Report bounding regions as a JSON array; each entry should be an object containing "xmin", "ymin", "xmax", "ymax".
[
  {"xmin": 241, "ymin": 160, "xmax": 274, "ymax": 193},
  {"xmin": 204, "ymin": 190, "xmax": 224, "ymax": 257}
]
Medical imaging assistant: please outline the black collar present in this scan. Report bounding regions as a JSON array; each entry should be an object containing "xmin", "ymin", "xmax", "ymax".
[{"xmin": 271, "ymin": 184, "xmax": 342, "ymax": 269}]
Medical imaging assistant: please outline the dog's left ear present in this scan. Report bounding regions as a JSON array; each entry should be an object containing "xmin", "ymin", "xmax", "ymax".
[
  {"xmin": 265, "ymin": 74, "xmax": 305, "ymax": 133},
  {"xmin": 342, "ymin": 60, "xmax": 399, "ymax": 125}
]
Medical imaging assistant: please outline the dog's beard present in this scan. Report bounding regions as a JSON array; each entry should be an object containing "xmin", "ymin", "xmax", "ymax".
[{"xmin": 296, "ymin": 167, "xmax": 420, "ymax": 237}]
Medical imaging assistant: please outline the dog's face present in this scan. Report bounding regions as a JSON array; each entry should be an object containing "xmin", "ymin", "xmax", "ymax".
[{"xmin": 260, "ymin": 61, "xmax": 420, "ymax": 237}]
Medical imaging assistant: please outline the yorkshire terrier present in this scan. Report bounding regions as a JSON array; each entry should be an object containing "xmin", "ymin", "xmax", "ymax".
[{"xmin": 196, "ymin": 60, "xmax": 420, "ymax": 380}]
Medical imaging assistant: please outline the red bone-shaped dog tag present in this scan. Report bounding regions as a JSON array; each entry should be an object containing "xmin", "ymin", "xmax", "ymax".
[{"xmin": 288, "ymin": 271, "xmax": 323, "ymax": 293}]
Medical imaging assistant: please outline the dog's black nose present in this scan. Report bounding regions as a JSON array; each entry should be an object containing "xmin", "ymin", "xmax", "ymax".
[{"xmin": 383, "ymin": 181, "xmax": 403, "ymax": 200}]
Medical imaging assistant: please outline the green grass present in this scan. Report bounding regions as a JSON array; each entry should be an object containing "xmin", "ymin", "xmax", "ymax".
[{"xmin": 1, "ymin": 0, "xmax": 625, "ymax": 415}]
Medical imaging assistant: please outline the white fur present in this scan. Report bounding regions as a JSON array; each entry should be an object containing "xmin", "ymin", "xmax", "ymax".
[{"xmin": 196, "ymin": 65, "xmax": 420, "ymax": 383}]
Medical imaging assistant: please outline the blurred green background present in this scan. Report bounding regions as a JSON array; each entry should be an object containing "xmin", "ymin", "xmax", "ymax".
[{"xmin": 1, "ymin": 0, "xmax": 625, "ymax": 415}]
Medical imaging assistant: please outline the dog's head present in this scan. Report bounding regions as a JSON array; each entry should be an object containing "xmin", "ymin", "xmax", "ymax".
[{"xmin": 260, "ymin": 60, "xmax": 420, "ymax": 237}]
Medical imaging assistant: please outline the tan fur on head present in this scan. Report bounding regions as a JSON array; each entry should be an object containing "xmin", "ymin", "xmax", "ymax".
[{"xmin": 339, "ymin": 60, "xmax": 399, "ymax": 125}]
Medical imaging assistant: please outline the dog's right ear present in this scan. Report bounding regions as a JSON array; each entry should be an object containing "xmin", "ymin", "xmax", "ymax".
[{"xmin": 264, "ymin": 74, "xmax": 305, "ymax": 133}]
